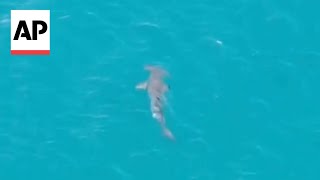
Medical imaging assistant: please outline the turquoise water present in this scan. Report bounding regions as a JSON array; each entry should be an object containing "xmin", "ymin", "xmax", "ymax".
[{"xmin": 1, "ymin": 0, "xmax": 320, "ymax": 179}]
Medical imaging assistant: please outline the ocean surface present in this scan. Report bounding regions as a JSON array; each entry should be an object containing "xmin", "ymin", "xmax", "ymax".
[{"xmin": 0, "ymin": 0, "xmax": 320, "ymax": 179}]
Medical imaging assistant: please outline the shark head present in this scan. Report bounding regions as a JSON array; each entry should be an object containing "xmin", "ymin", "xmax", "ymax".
[
  {"xmin": 136, "ymin": 65, "xmax": 169, "ymax": 92},
  {"xmin": 144, "ymin": 65, "xmax": 169, "ymax": 79}
]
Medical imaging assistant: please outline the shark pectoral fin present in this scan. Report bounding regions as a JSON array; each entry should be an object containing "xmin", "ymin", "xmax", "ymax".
[{"xmin": 135, "ymin": 81, "xmax": 147, "ymax": 90}]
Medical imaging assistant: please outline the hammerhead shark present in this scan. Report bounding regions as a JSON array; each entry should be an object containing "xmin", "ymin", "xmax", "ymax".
[{"xmin": 136, "ymin": 65, "xmax": 175, "ymax": 140}]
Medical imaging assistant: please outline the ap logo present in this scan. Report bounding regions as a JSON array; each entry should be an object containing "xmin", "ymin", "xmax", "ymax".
[{"xmin": 11, "ymin": 10, "xmax": 50, "ymax": 55}]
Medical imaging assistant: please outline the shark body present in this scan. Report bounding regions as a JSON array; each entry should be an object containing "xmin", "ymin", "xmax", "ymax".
[{"xmin": 136, "ymin": 65, "xmax": 174, "ymax": 140}]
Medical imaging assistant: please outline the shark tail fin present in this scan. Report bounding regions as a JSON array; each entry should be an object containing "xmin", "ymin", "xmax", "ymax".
[
  {"xmin": 135, "ymin": 82, "xmax": 147, "ymax": 90},
  {"xmin": 162, "ymin": 127, "xmax": 175, "ymax": 141}
]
